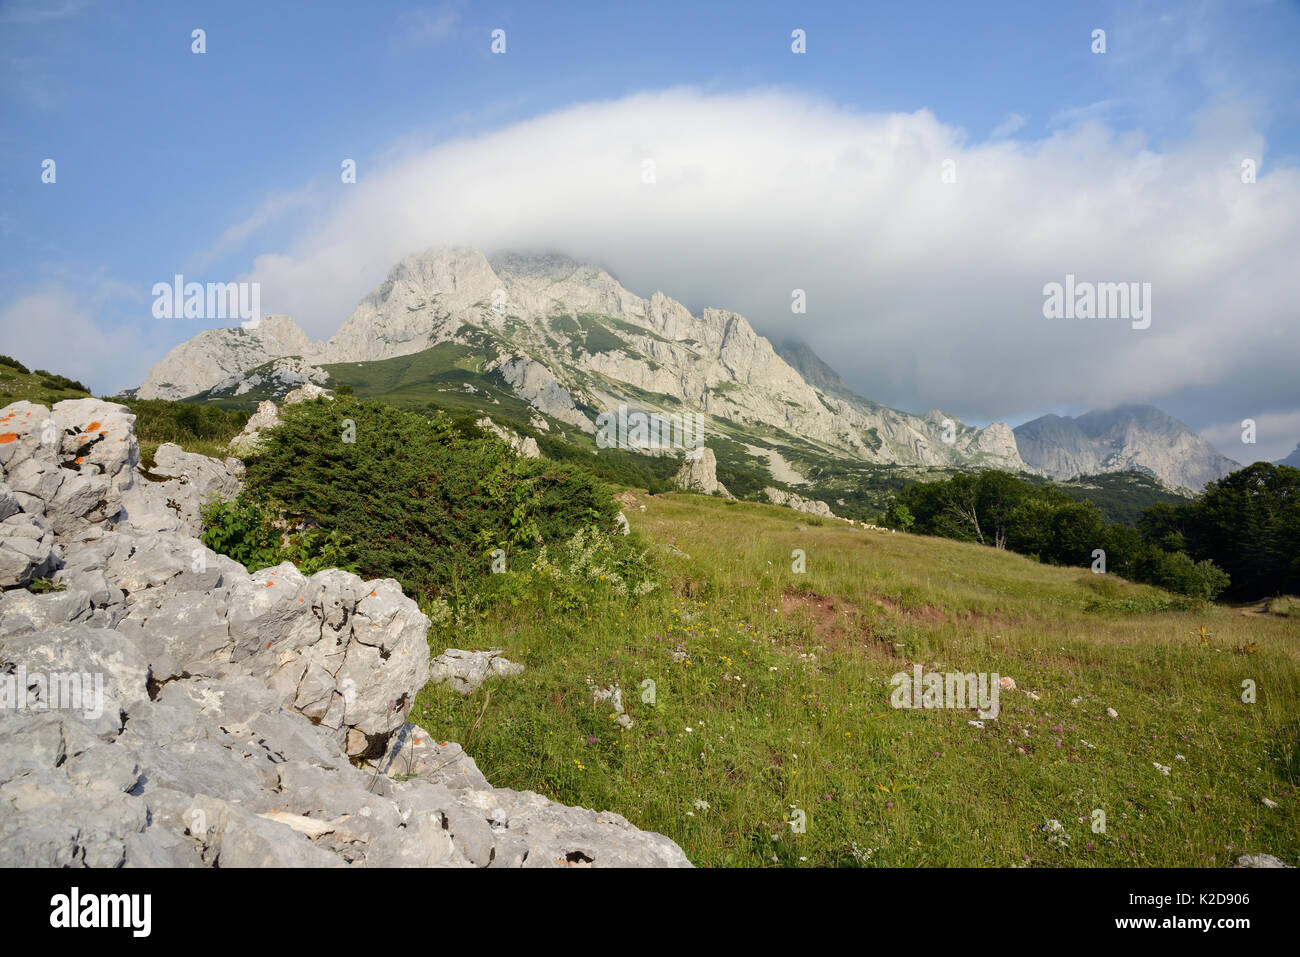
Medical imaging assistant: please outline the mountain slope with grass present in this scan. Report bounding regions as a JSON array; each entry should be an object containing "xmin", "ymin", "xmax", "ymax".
[
  {"xmin": 173, "ymin": 381, "xmax": 1298, "ymax": 867},
  {"xmin": 412, "ymin": 489, "xmax": 1300, "ymax": 867}
]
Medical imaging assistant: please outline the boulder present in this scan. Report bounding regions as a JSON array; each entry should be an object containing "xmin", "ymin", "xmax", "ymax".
[
  {"xmin": 675, "ymin": 446, "xmax": 730, "ymax": 497},
  {"xmin": 764, "ymin": 486, "xmax": 836, "ymax": 518},
  {"xmin": 428, "ymin": 648, "xmax": 524, "ymax": 694}
]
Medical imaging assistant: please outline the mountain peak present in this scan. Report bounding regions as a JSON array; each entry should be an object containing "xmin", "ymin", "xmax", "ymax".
[
  {"xmin": 136, "ymin": 245, "xmax": 1026, "ymax": 474},
  {"xmin": 1015, "ymin": 405, "xmax": 1238, "ymax": 492}
]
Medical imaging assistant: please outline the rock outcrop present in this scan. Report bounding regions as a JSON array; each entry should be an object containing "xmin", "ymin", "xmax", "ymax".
[
  {"xmin": 122, "ymin": 443, "xmax": 243, "ymax": 536},
  {"xmin": 764, "ymin": 486, "xmax": 837, "ymax": 518},
  {"xmin": 0, "ymin": 397, "xmax": 691, "ymax": 868},
  {"xmin": 228, "ymin": 400, "xmax": 283, "ymax": 455},
  {"xmin": 203, "ymin": 356, "xmax": 329, "ymax": 400},
  {"xmin": 428, "ymin": 648, "xmax": 525, "ymax": 694},
  {"xmin": 674, "ymin": 447, "xmax": 730, "ymax": 497},
  {"xmin": 136, "ymin": 316, "xmax": 321, "ymax": 401},
  {"xmin": 227, "ymin": 385, "xmax": 332, "ymax": 456},
  {"xmin": 475, "ymin": 417, "xmax": 540, "ymax": 459}
]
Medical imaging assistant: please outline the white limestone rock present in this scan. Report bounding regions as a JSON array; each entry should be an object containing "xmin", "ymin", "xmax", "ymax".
[
  {"xmin": 764, "ymin": 486, "xmax": 836, "ymax": 518},
  {"xmin": 429, "ymin": 648, "xmax": 525, "ymax": 694},
  {"xmin": 674, "ymin": 446, "xmax": 730, "ymax": 497},
  {"xmin": 137, "ymin": 316, "xmax": 321, "ymax": 400},
  {"xmin": 0, "ymin": 397, "xmax": 691, "ymax": 868}
]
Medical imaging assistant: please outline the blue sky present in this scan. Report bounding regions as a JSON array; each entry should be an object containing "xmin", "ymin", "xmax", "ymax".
[{"xmin": 2, "ymin": 0, "xmax": 1299, "ymax": 459}]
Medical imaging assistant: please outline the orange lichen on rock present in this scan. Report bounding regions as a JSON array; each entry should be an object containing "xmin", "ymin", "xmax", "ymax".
[{"xmin": 0, "ymin": 433, "xmax": 16, "ymax": 444}]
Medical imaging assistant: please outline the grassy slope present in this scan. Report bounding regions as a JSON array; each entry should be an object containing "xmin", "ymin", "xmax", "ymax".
[
  {"xmin": 320, "ymin": 343, "xmax": 541, "ymax": 424},
  {"xmin": 0, "ymin": 365, "xmax": 91, "ymax": 407},
  {"xmin": 412, "ymin": 491, "xmax": 1300, "ymax": 867}
]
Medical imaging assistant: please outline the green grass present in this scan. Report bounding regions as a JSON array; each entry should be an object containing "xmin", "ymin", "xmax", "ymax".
[
  {"xmin": 122, "ymin": 398, "xmax": 249, "ymax": 460},
  {"xmin": 0, "ymin": 358, "xmax": 92, "ymax": 407},
  {"xmin": 410, "ymin": 490, "xmax": 1300, "ymax": 867},
  {"xmin": 319, "ymin": 342, "xmax": 539, "ymax": 422}
]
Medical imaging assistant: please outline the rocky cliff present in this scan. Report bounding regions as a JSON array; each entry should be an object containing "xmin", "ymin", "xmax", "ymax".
[
  {"xmin": 0, "ymin": 397, "xmax": 690, "ymax": 867},
  {"xmin": 1014, "ymin": 405, "xmax": 1239, "ymax": 492},
  {"xmin": 136, "ymin": 246, "xmax": 1029, "ymax": 474},
  {"xmin": 137, "ymin": 316, "xmax": 321, "ymax": 401}
]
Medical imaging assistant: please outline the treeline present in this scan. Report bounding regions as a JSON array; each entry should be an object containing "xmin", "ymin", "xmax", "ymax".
[{"xmin": 885, "ymin": 463, "xmax": 1300, "ymax": 602}]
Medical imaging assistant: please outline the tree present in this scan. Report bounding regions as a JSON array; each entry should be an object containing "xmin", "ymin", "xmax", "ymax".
[
  {"xmin": 1179, "ymin": 463, "xmax": 1300, "ymax": 599},
  {"xmin": 975, "ymin": 470, "xmax": 1025, "ymax": 549},
  {"xmin": 885, "ymin": 502, "xmax": 915, "ymax": 531}
]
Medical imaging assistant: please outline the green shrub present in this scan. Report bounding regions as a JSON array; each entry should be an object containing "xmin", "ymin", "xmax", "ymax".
[
  {"xmin": 1150, "ymin": 551, "xmax": 1230, "ymax": 601},
  {"xmin": 0, "ymin": 355, "xmax": 30, "ymax": 374},
  {"xmin": 33, "ymin": 370, "xmax": 89, "ymax": 393},
  {"xmin": 200, "ymin": 495, "xmax": 356, "ymax": 575},
  {"xmin": 235, "ymin": 397, "xmax": 632, "ymax": 601},
  {"xmin": 884, "ymin": 502, "xmax": 915, "ymax": 531}
]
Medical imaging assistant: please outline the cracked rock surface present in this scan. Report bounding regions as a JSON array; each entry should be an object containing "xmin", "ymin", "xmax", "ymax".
[{"xmin": 0, "ymin": 397, "xmax": 691, "ymax": 868}]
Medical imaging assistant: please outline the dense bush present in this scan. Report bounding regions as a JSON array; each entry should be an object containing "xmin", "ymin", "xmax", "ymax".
[
  {"xmin": 1181, "ymin": 463, "xmax": 1300, "ymax": 600},
  {"xmin": 236, "ymin": 397, "xmax": 636, "ymax": 601},
  {"xmin": 0, "ymin": 355, "xmax": 30, "ymax": 374},
  {"xmin": 200, "ymin": 495, "xmax": 355, "ymax": 575},
  {"xmin": 124, "ymin": 398, "xmax": 249, "ymax": 447},
  {"xmin": 34, "ymin": 370, "xmax": 89, "ymax": 393},
  {"xmin": 888, "ymin": 469, "xmax": 1244, "ymax": 600},
  {"xmin": 536, "ymin": 433, "xmax": 678, "ymax": 494}
]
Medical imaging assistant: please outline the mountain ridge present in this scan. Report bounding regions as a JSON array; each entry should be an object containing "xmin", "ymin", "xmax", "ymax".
[
  {"xmin": 137, "ymin": 245, "xmax": 1244, "ymax": 492},
  {"xmin": 1014, "ymin": 404, "xmax": 1239, "ymax": 493},
  {"xmin": 137, "ymin": 245, "xmax": 1028, "ymax": 474}
]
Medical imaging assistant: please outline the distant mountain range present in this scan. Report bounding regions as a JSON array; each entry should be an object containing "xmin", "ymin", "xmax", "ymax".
[
  {"xmin": 1014, "ymin": 406, "xmax": 1240, "ymax": 493},
  {"xmin": 137, "ymin": 245, "xmax": 1248, "ymax": 494},
  {"xmin": 1277, "ymin": 444, "xmax": 1300, "ymax": 468}
]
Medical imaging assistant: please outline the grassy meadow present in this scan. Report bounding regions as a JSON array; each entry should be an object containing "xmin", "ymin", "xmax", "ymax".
[{"xmin": 410, "ymin": 490, "xmax": 1300, "ymax": 867}]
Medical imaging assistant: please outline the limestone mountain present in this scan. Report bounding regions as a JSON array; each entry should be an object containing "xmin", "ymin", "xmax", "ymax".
[
  {"xmin": 1014, "ymin": 404, "xmax": 1239, "ymax": 493},
  {"xmin": 137, "ymin": 316, "xmax": 320, "ymax": 401},
  {"xmin": 1276, "ymin": 443, "xmax": 1300, "ymax": 468},
  {"xmin": 137, "ymin": 246, "xmax": 1029, "ymax": 485}
]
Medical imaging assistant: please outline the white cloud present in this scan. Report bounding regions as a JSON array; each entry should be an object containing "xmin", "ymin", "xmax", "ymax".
[
  {"xmin": 189, "ymin": 185, "xmax": 321, "ymax": 272},
  {"xmin": 0, "ymin": 286, "xmax": 148, "ymax": 395},
  {"xmin": 235, "ymin": 87, "xmax": 1298, "ymax": 450},
  {"xmin": 990, "ymin": 113, "xmax": 1027, "ymax": 138},
  {"xmin": 394, "ymin": 5, "xmax": 460, "ymax": 45},
  {"xmin": 1201, "ymin": 409, "xmax": 1300, "ymax": 466}
]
